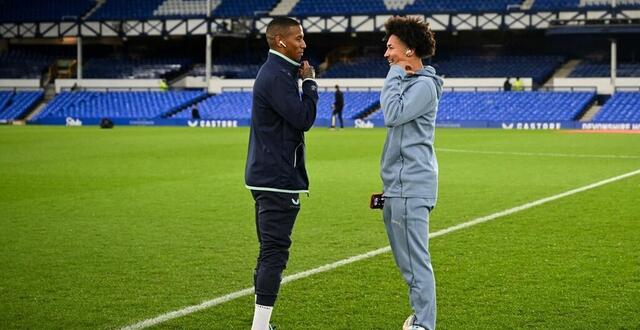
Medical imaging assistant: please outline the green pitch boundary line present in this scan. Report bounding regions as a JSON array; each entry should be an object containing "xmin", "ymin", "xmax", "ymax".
[{"xmin": 119, "ymin": 168, "xmax": 640, "ymax": 330}]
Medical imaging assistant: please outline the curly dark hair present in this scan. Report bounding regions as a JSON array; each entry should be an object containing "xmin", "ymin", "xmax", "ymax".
[{"xmin": 384, "ymin": 16, "xmax": 436, "ymax": 58}]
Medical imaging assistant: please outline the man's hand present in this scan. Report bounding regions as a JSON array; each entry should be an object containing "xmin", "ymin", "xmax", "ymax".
[{"xmin": 299, "ymin": 61, "xmax": 315, "ymax": 79}]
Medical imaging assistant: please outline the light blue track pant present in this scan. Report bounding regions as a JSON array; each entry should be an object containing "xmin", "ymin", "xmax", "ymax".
[{"xmin": 383, "ymin": 197, "xmax": 436, "ymax": 330}]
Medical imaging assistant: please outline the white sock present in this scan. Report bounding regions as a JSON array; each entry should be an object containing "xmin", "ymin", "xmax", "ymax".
[{"xmin": 251, "ymin": 304, "xmax": 273, "ymax": 330}]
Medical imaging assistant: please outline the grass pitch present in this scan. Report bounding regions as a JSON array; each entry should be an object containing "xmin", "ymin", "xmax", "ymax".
[{"xmin": 0, "ymin": 126, "xmax": 639, "ymax": 329}]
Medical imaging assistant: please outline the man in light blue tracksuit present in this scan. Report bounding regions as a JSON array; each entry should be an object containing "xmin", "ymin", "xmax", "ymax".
[{"xmin": 379, "ymin": 16, "xmax": 443, "ymax": 330}]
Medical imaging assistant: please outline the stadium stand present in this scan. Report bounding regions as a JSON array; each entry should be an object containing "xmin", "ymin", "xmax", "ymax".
[
  {"xmin": 0, "ymin": 50, "xmax": 51, "ymax": 79},
  {"xmin": 532, "ymin": 0, "xmax": 640, "ymax": 10},
  {"xmin": 290, "ymin": 0, "xmax": 523, "ymax": 16},
  {"xmin": 569, "ymin": 62, "xmax": 640, "ymax": 77},
  {"xmin": 35, "ymin": 91, "xmax": 205, "ymax": 119},
  {"xmin": 3, "ymin": 0, "xmax": 639, "ymax": 23},
  {"xmin": 83, "ymin": 58, "xmax": 192, "ymax": 79},
  {"xmin": 190, "ymin": 63, "xmax": 261, "ymax": 79},
  {"xmin": 531, "ymin": 0, "xmax": 584, "ymax": 10},
  {"xmin": 433, "ymin": 55, "xmax": 564, "ymax": 85},
  {"xmin": 0, "ymin": 0, "xmax": 94, "ymax": 23},
  {"xmin": 189, "ymin": 53, "xmax": 264, "ymax": 79},
  {"xmin": 315, "ymin": 91, "xmax": 380, "ymax": 119},
  {"xmin": 592, "ymin": 92, "xmax": 640, "ymax": 123},
  {"xmin": 321, "ymin": 56, "xmax": 388, "ymax": 78},
  {"xmin": 0, "ymin": 91, "xmax": 44, "ymax": 121},
  {"xmin": 368, "ymin": 91, "xmax": 595, "ymax": 121},
  {"xmin": 321, "ymin": 54, "xmax": 564, "ymax": 84},
  {"xmin": 90, "ymin": 0, "xmax": 167, "ymax": 20},
  {"xmin": 213, "ymin": 0, "xmax": 280, "ymax": 17},
  {"xmin": 173, "ymin": 92, "xmax": 252, "ymax": 119},
  {"xmin": 172, "ymin": 90, "xmax": 379, "ymax": 120},
  {"xmin": 154, "ymin": 0, "xmax": 222, "ymax": 17}
]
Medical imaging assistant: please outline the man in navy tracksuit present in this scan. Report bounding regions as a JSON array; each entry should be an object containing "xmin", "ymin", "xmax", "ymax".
[{"xmin": 244, "ymin": 17, "xmax": 318, "ymax": 330}]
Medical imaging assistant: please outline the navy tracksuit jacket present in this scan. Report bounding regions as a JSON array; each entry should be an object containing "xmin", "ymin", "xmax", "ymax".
[{"xmin": 245, "ymin": 50, "xmax": 318, "ymax": 193}]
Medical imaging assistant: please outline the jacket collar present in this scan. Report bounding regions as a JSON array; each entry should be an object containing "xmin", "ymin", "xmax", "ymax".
[{"xmin": 268, "ymin": 49, "xmax": 301, "ymax": 75}]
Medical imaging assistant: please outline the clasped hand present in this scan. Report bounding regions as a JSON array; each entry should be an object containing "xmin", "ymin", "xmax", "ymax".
[{"xmin": 299, "ymin": 61, "xmax": 315, "ymax": 79}]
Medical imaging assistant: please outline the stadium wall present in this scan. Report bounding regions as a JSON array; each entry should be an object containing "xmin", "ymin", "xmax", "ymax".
[
  {"xmin": 55, "ymin": 79, "xmax": 167, "ymax": 93},
  {"xmin": 0, "ymin": 79, "xmax": 40, "ymax": 90},
  {"xmin": 552, "ymin": 77, "xmax": 640, "ymax": 94},
  {"xmin": 29, "ymin": 116, "xmax": 640, "ymax": 132}
]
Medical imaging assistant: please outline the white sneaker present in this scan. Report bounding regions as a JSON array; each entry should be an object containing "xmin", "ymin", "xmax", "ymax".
[
  {"xmin": 402, "ymin": 315, "xmax": 415, "ymax": 330},
  {"xmin": 402, "ymin": 314, "xmax": 426, "ymax": 330},
  {"xmin": 407, "ymin": 326, "xmax": 426, "ymax": 330}
]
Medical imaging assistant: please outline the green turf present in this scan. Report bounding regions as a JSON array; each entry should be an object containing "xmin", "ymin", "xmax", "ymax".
[{"xmin": 0, "ymin": 126, "xmax": 638, "ymax": 329}]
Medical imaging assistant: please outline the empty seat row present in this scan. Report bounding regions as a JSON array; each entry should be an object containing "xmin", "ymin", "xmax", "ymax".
[
  {"xmin": 31, "ymin": 90, "xmax": 639, "ymax": 123},
  {"xmin": 291, "ymin": 0, "xmax": 524, "ymax": 16},
  {"xmin": 83, "ymin": 58, "xmax": 191, "ymax": 79},
  {"xmin": 0, "ymin": 91, "xmax": 44, "ymax": 121},
  {"xmin": 172, "ymin": 91, "xmax": 380, "ymax": 120},
  {"xmin": 532, "ymin": 0, "xmax": 640, "ymax": 9},
  {"xmin": 0, "ymin": 0, "xmax": 94, "ymax": 23},
  {"xmin": 592, "ymin": 92, "xmax": 640, "ymax": 123},
  {"xmin": 569, "ymin": 62, "xmax": 640, "ymax": 77},
  {"xmin": 321, "ymin": 55, "xmax": 564, "ymax": 84},
  {"xmin": 35, "ymin": 91, "xmax": 205, "ymax": 119},
  {"xmin": 368, "ymin": 91, "xmax": 595, "ymax": 122}
]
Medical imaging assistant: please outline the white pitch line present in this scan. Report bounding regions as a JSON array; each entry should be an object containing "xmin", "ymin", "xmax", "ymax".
[
  {"xmin": 438, "ymin": 147, "xmax": 640, "ymax": 159},
  {"xmin": 120, "ymin": 168, "xmax": 640, "ymax": 330}
]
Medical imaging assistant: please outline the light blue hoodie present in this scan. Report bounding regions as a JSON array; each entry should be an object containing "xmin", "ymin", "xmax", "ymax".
[{"xmin": 380, "ymin": 64, "xmax": 444, "ymax": 203}]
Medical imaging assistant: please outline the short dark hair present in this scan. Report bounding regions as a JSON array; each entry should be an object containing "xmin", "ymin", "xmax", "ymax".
[
  {"xmin": 384, "ymin": 16, "xmax": 436, "ymax": 58},
  {"xmin": 266, "ymin": 17, "xmax": 300, "ymax": 38}
]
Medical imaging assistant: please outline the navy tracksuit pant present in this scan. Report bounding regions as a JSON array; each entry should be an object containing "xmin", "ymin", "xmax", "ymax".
[{"xmin": 251, "ymin": 190, "xmax": 300, "ymax": 306}]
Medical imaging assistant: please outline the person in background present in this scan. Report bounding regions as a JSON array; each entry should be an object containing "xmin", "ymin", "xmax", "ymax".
[
  {"xmin": 379, "ymin": 16, "xmax": 443, "ymax": 330},
  {"xmin": 503, "ymin": 77, "xmax": 512, "ymax": 92},
  {"xmin": 244, "ymin": 16, "xmax": 317, "ymax": 330},
  {"xmin": 159, "ymin": 79, "xmax": 169, "ymax": 92},
  {"xmin": 191, "ymin": 104, "xmax": 201, "ymax": 119},
  {"xmin": 330, "ymin": 84, "xmax": 344, "ymax": 129},
  {"xmin": 512, "ymin": 76, "xmax": 524, "ymax": 91}
]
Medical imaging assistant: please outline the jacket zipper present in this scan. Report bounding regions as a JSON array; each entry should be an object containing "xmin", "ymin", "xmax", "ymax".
[
  {"xmin": 294, "ymin": 142, "xmax": 303, "ymax": 168},
  {"xmin": 397, "ymin": 125, "xmax": 404, "ymax": 194}
]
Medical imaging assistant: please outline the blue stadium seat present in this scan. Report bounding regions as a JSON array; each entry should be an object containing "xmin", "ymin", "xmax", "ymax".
[
  {"xmin": 531, "ymin": 0, "xmax": 640, "ymax": 10},
  {"xmin": 172, "ymin": 90, "xmax": 380, "ymax": 120},
  {"xmin": 0, "ymin": 50, "xmax": 59, "ymax": 79},
  {"xmin": 174, "ymin": 92, "xmax": 253, "ymax": 119},
  {"xmin": 212, "ymin": 0, "xmax": 279, "ymax": 17},
  {"xmin": 569, "ymin": 62, "xmax": 640, "ymax": 77},
  {"xmin": 36, "ymin": 91, "xmax": 205, "ymax": 119},
  {"xmin": 0, "ymin": 91, "xmax": 44, "ymax": 121},
  {"xmin": 322, "ymin": 55, "xmax": 564, "ymax": 84},
  {"xmin": 291, "ymin": 0, "xmax": 523, "ymax": 16},
  {"xmin": 91, "ymin": 0, "xmax": 166, "ymax": 20},
  {"xmin": 0, "ymin": 0, "xmax": 94, "ymax": 23},
  {"xmin": 315, "ymin": 91, "xmax": 380, "ymax": 119},
  {"xmin": 531, "ymin": 0, "xmax": 581, "ymax": 10},
  {"xmin": 321, "ymin": 56, "xmax": 389, "ymax": 78},
  {"xmin": 83, "ymin": 58, "xmax": 191, "ymax": 79},
  {"xmin": 189, "ymin": 54, "xmax": 265, "ymax": 79},
  {"xmin": 592, "ymin": 92, "xmax": 640, "ymax": 123},
  {"xmin": 369, "ymin": 91, "xmax": 595, "ymax": 121},
  {"xmin": 433, "ymin": 55, "xmax": 564, "ymax": 84}
]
